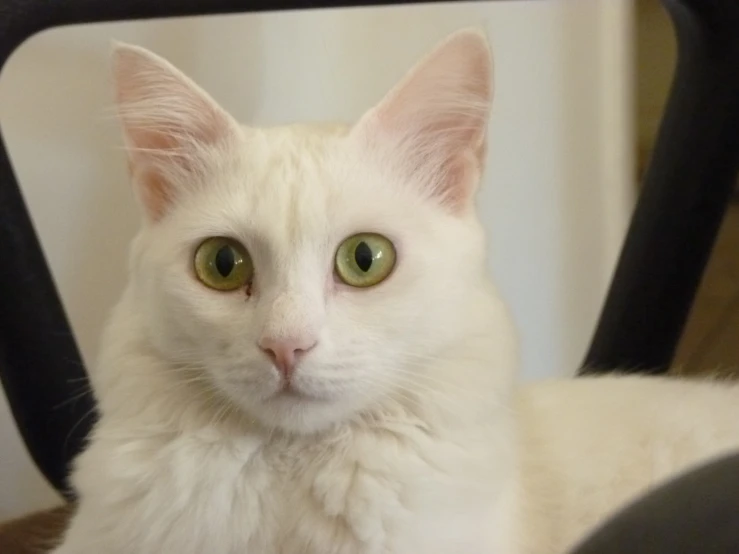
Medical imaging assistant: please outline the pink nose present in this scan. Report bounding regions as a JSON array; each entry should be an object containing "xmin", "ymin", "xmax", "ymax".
[{"xmin": 258, "ymin": 336, "xmax": 317, "ymax": 381}]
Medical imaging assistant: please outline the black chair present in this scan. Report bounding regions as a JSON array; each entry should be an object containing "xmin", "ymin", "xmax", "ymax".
[
  {"xmin": 583, "ymin": 0, "xmax": 739, "ymax": 375},
  {"xmin": 1, "ymin": 0, "xmax": 738, "ymax": 551},
  {"xmin": 569, "ymin": 451, "xmax": 739, "ymax": 554}
]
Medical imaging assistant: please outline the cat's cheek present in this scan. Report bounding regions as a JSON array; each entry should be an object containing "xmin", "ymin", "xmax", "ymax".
[
  {"xmin": 147, "ymin": 279, "xmax": 257, "ymax": 362},
  {"xmin": 213, "ymin": 363, "xmax": 280, "ymax": 405}
]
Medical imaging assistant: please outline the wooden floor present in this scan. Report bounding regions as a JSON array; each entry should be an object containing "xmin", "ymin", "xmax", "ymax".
[{"xmin": 673, "ymin": 201, "xmax": 739, "ymax": 378}]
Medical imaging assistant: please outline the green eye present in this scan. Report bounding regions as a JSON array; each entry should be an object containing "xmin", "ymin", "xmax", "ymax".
[
  {"xmin": 335, "ymin": 233, "xmax": 396, "ymax": 288},
  {"xmin": 194, "ymin": 237, "xmax": 253, "ymax": 291}
]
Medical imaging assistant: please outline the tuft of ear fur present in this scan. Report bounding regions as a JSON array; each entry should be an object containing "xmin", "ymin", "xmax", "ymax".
[
  {"xmin": 112, "ymin": 42, "xmax": 240, "ymax": 221},
  {"xmin": 352, "ymin": 28, "xmax": 493, "ymax": 212}
]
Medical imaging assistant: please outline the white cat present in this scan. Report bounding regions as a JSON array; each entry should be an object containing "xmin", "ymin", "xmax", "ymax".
[{"xmin": 52, "ymin": 29, "xmax": 739, "ymax": 554}]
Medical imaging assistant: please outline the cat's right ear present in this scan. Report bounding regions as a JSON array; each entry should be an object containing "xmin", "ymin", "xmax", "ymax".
[{"xmin": 112, "ymin": 43, "xmax": 241, "ymax": 222}]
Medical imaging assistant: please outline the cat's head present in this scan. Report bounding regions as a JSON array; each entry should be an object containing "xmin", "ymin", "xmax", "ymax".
[{"xmin": 112, "ymin": 29, "xmax": 515, "ymax": 434}]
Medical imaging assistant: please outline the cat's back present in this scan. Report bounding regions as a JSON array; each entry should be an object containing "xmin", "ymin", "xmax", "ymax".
[
  {"xmin": 514, "ymin": 375, "xmax": 739, "ymax": 553},
  {"xmin": 517, "ymin": 374, "xmax": 739, "ymax": 457}
]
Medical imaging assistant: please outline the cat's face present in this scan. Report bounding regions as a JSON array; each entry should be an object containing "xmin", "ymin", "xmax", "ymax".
[{"xmin": 115, "ymin": 30, "xmax": 506, "ymax": 433}]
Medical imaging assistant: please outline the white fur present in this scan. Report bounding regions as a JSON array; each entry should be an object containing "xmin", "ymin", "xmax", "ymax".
[{"xmin": 53, "ymin": 30, "xmax": 739, "ymax": 554}]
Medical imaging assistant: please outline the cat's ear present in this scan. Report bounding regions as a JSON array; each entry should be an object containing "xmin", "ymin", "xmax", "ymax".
[
  {"xmin": 352, "ymin": 29, "xmax": 492, "ymax": 212},
  {"xmin": 112, "ymin": 43, "xmax": 241, "ymax": 221}
]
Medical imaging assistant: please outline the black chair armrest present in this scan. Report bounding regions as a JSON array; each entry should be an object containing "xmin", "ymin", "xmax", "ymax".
[{"xmin": 570, "ymin": 451, "xmax": 739, "ymax": 554}]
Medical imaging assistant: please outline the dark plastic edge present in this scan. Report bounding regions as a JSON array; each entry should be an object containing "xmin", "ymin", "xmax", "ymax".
[{"xmin": 583, "ymin": 0, "xmax": 739, "ymax": 374}]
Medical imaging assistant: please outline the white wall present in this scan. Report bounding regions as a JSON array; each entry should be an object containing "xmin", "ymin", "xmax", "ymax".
[{"xmin": 0, "ymin": 0, "xmax": 634, "ymax": 519}]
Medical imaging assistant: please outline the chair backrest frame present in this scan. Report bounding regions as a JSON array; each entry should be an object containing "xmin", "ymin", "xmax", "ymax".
[
  {"xmin": 1, "ymin": 0, "xmax": 737, "ymax": 498},
  {"xmin": 583, "ymin": 0, "xmax": 739, "ymax": 375}
]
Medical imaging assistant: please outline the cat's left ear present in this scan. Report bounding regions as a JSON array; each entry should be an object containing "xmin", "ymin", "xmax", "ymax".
[
  {"xmin": 112, "ymin": 43, "xmax": 241, "ymax": 222},
  {"xmin": 352, "ymin": 29, "xmax": 492, "ymax": 213}
]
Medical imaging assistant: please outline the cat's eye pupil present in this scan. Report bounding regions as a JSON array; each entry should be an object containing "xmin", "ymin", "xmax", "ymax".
[
  {"xmin": 354, "ymin": 241, "xmax": 373, "ymax": 272},
  {"xmin": 215, "ymin": 246, "xmax": 235, "ymax": 277}
]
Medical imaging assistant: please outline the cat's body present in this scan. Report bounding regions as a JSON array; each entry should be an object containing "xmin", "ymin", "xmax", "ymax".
[
  {"xmin": 57, "ymin": 281, "xmax": 517, "ymax": 554},
  {"xmin": 57, "ymin": 327, "xmax": 739, "ymax": 554},
  {"xmin": 52, "ymin": 30, "xmax": 739, "ymax": 554}
]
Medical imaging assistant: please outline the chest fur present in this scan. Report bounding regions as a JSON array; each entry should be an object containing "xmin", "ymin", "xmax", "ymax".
[{"xmin": 71, "ymin": 426, "xmax": 506, "ymax": 554}]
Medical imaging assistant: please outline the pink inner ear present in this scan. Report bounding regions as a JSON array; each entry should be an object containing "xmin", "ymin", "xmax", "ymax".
[
  {"xmin": 356, "ymin": 30, "xmax": 492, "ymax": 211},
  {"xmin": 136, "ymin": 167, "xmax": 173, "ymax": 222},
  {"xmin": 113, "ymin": 44, "xmax": 237, "ymax": 222},
  {"xmin": 120, "ymin": 99, "xmax": 229, "ymax": 155},
  {"xmin": 441, "ymin": 151, "xmax": 480, "ymax": 207}
]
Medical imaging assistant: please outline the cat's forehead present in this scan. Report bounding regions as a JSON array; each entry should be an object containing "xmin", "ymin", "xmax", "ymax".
[
  {"xmin": 209, "ymin": 123, "xmax": 397, "ymax": 246},
  {"xmin": 246, "ymin": 124, "xmax": 349, "ymax": 190}
]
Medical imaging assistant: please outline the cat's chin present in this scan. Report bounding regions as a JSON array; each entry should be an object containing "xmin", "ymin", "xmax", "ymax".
[
  {"xmin": 268, "ymin": 385, "xmax": 330, "ymax": 405},
  {"xmin": 253, "ymin": 396, "xmax": 353, "ymax": 435},
  {"xmin": 223, "ymin": 384, "xmax": 359, "ymax": 435}
]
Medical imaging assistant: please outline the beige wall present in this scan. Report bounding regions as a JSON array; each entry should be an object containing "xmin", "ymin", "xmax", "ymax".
[{"xmin": 0, "ymin": 1, "xmax": 634, "ymax": 518}]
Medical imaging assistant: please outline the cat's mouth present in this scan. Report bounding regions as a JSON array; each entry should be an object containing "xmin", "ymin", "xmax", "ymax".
[
  {"xmin": 273, "ymin": 382, "xmax": 319, "ymax": 402},
  {"xmin": 269, "ymin": 378, "xmax": 337, "ymax": 404},
  {"xmin": 277, "ymin": 387, "xmax": 305, "ymax": 399}
]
